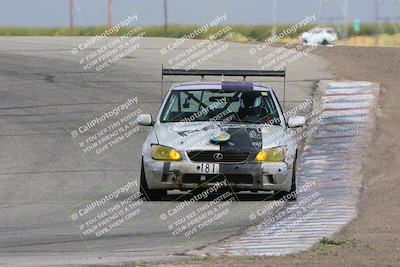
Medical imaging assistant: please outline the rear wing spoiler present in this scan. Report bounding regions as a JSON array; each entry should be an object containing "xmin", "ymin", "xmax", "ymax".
[
  {"xmin": 162, "ymin": 68, "xmax": 285, "ymax": 79},
  {"xmin": 161, "ymin": 66, "xmax": 287, "ymax": 107}
]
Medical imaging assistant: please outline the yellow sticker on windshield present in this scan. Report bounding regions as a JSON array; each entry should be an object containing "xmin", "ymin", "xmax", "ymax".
[{"xmin": 261, "ymin": 92, "xmax": 269, "ymax": 96}]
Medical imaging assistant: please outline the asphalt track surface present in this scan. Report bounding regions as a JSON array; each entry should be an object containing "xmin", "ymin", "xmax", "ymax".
[{"xmin": 0, "ymin": 37, "xmax": 332, "ymax": 266}]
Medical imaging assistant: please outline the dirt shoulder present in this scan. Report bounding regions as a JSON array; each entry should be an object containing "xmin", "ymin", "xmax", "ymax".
[{"xmin": 151, "ymin": 46, "xmax": 400, "ymax": 267}]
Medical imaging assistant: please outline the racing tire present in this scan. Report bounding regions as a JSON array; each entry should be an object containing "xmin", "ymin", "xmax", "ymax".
[
  {"xmin": 321, "ymin": 39, "xmax": 329, "ymax": 46},
  {"xmin": 140, "ymin": 158, "xmax": 166, "ymax": 201},
  {"xmin": 288, "ymin": 151, "xmax": 298, "ymax": 201}
]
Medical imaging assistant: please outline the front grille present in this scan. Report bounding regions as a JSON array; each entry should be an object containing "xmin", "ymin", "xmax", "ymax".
[
  {"xmin": 182, "ymin": 174, "xmax": 254, "ymax": 184},
  {"xmin": 187, "ymin": 150, "xmax": 250, "ymax": 163},
  {"xmin": 182, "ymin": 174, "xmax": 225, "ymax": 184}
]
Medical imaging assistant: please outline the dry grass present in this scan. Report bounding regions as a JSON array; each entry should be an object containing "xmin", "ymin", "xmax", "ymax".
[{"xmin": 336, "ymin": 34, "xmax": 400, "ymax": 47}]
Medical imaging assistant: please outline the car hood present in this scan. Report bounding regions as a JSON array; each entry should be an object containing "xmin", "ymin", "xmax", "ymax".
[{"xmin": 154, "ymin": 122, "xmax": 286, "ymax": 151}]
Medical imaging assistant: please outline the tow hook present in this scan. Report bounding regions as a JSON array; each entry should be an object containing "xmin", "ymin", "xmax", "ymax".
[{"xmin": 172, "ymin": 169, "xmax": 181, "ymax": 184}]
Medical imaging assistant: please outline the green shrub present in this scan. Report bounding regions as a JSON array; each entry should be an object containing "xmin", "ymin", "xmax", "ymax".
[{"xmin": 0, "ymin": 23, "xmax": 398, "ymax": 39}]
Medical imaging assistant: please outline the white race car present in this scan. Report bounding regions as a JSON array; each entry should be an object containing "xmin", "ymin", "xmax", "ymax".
[
  {"xmin": 137, "ymin": 69, "xmax": 305, "ymax": 200},
  {"xmin": 301, "ymin": 27, "xmax": 338, "ymax": 46}
]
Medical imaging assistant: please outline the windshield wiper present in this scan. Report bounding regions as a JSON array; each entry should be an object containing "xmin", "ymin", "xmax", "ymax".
[{"xmin": 229, "ymin": 118, "xmax": 280, "ymax": 125}]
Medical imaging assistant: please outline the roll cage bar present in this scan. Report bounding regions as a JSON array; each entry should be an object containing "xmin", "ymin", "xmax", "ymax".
[{"xmin": 161, "ymin": 66, "xmax": 287, "ymax": 108}]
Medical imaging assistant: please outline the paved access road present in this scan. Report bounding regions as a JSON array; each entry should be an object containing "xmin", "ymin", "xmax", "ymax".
[{"xmin": 0, "ymin": 37, "xmax": 331, "ymax": 266}]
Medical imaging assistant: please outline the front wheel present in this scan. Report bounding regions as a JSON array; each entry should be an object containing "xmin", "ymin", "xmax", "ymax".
[
  {"xmin": 140, "ymin": 159, "xmax": 166, "ymax": 201},
  {"xmin": 321, "ymin": 39, "xmax": 329, "ymax": 45}
]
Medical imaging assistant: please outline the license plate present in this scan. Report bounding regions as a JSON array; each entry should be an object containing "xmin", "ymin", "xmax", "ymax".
[{"xmin": 199, "ymin": 163, "xmax": 219, "ymax": 174}]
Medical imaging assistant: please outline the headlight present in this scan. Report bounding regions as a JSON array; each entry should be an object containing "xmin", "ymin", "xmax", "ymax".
[
  {"xmin": 151, "ymin": 144, "xmax": 181, "ymax": 161},
  {"xmin": 255, "ymin": 146, "xmax": 287, "ymax": 162}
]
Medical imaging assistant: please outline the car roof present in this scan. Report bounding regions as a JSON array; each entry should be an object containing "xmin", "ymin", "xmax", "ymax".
[{"xmin": 171, "ymin": 81, "xmax": 273, "ymax": 92}]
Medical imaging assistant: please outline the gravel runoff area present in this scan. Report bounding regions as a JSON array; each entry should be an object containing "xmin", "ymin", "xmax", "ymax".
[{"xmin": 152, "ymin": 47, "xmax": 400, "ymax": 267}]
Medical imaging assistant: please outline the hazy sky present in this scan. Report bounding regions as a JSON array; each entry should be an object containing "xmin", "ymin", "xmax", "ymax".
[{"xmin": 0, "ymin": 0, "xmax": 398, "ymax": 27}]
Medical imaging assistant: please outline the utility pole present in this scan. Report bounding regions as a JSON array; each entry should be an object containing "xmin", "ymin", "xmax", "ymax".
[
  {"xmin": 396, "ymin": 0, "xmax": 400, "ymax": 34},
  {"xmin": 108, "ymin": 0, "xmax": 113, "ymax": 28},
  {"xmin": 272, "ymin": 0, "xmax": 277, "ymax": 37},
  {"xmin": 374, "ymin": 0, "xmax": 400, "ymax": 45},
  {"xmin": 69, "ymin": 0, "xmax": 74, "ymax": 35},
  {"xmin": 342, "ymin": 0, "xmax": 349, "ymax": 41},
  {"xmin": 374, "ymin": 0, "xmax": 381, "ymax": 45},
  {"xmin": 319, "ymin": 0, "xmax": 326, "ymax": 25},
  {"xmin": 319, "ymin": 0, "xmax": 348, "ymax": 39},
  {"xmin": 164, "ymin": 0, "xmax": 168, "ymax": 34}
]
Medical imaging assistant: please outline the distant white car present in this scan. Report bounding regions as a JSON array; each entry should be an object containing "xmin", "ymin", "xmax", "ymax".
[{"xmin": 301, "ymin": 27, "xmax": 338, "ymax": 46}]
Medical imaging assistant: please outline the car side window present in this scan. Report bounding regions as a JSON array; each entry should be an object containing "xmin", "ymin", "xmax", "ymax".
[
  {"xmin": 160, "ymin": 93, "xmax": 179, "ymax": 122},
  {"xmin": 169, "ymin": 94, "xmax": 179, "ymax": 112},
  {"xmin": 253, "ymin": 94, "xmax": 278, "ymax": 116}
]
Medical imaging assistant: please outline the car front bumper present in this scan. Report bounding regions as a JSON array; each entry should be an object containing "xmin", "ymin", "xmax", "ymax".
[{"xmin": 143, "ymin": 156, "xmax": 294, "ymax": 192}]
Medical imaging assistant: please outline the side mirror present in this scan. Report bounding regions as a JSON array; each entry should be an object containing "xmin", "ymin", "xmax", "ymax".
[
  {"xmin": 137, "ymin": 114, "xmax": 153, "ymax": 126},
  {"xmin": 288, "ymin": 116, "xmax": 306, "ymax": 128}
]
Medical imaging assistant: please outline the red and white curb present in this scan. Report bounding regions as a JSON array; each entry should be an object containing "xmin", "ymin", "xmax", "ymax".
[{"xmin": 191, "ymin": 81, "xmax": 379, "ymax": 256}]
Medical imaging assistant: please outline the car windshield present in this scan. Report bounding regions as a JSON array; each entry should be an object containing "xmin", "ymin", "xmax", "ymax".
[{"xmin": 160, "ymin": 89, "xmax": 281, "ymax": 125}]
